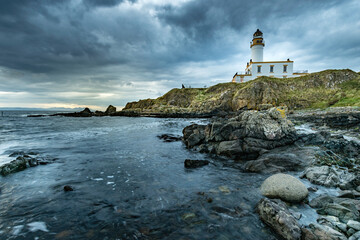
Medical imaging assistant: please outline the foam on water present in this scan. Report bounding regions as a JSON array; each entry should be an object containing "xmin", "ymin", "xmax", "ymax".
[{"xmin": 27, "ymin": 222, "xmax": 49, "ymax": 232}]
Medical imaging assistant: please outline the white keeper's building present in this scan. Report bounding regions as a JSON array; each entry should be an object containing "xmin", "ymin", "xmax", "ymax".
[{"xmin": 232, "ymin": 29, "xmax": 308, "ymax": 83}]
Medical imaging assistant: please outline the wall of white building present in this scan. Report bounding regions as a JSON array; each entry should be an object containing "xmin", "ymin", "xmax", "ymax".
[{"xmin": 234, "ymin": 61, "xmax": 297, "ymax": 82}]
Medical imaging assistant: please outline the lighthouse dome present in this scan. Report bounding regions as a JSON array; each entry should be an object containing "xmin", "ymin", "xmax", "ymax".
[{"xmin": 253, "ymin": 29, "xmax": 263, "ymax": 37}]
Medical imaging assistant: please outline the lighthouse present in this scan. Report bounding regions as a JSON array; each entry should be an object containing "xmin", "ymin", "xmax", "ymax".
[
  {"xmin": 231, "ymin": 29, "xmax": 308, "ymax": 83},
  {"xmin": 250, "ymin": 29, "xmax": 264, "ymax": 62}
]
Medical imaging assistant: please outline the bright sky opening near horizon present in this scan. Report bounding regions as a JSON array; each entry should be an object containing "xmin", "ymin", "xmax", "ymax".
[{"xmin": 0, "ymin": 0, "xmax": 359, "ymax": 110}]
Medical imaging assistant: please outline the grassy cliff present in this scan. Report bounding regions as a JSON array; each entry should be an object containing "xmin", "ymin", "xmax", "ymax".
[{"xmin": 122, "ymin": 69, "xmax": 360, "ymax": 114}]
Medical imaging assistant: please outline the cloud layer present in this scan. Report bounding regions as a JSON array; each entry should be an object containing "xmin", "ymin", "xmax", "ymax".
[{"xmin": 0, "ymin": 0, "xmax": 359, "ymax": 109}]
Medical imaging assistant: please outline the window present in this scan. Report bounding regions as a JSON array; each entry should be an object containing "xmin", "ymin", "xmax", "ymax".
[
  {"xmin": 283, "ymin": 65, "xmax": 288, "ymax": 73},
  {"xmin": 270, "ymin": 65, "xmax": 274, "ymax": 73},
  {"xmin": 257, "ymin": 66, "xmax": 261, "ymax": 73}
]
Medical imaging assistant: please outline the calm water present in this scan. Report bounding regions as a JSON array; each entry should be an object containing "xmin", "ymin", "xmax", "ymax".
[{"xmin": 0, "ymin": 111, "xmax": 278, "ymax": 240}]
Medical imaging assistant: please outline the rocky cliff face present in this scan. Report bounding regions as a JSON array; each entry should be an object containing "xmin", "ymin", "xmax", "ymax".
[{"xmin": 122, "ymin": 69, "xmax": 359, "ymax": 116}]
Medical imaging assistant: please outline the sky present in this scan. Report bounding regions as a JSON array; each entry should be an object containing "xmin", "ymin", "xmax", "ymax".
[{"xmin": 0, "ymin": 0, "xmax": 359, "ymax": 110}]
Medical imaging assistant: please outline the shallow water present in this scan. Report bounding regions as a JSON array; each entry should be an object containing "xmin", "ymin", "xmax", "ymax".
[{"xmin": 0, "ymin": 112, "xmax": 280, "ymax": 240}]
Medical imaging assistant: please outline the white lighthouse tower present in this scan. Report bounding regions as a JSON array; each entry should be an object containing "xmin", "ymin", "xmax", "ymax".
[{"xmin": 250, "ymin": 29, "xmax": 264, "ymax": 62}]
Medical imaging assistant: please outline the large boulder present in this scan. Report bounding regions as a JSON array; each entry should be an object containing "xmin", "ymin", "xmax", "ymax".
[
  {"xmin": 257, "ymin": 198, "xmax": 301, "ymax": 240},
  {"xmin": 260, "ymin": 173, "xmax": 308, "ymax": 202},
  {"xmin": 182, "ymin": 108, "xmax": 298, "ymax": 160}
]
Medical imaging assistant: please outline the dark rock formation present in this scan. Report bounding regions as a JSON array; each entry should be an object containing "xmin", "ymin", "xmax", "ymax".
[
  {"xmin": 64, "ymin": 185, "xmax": 74, "ymax": 192},
  {"xmin": 0, "ymin": 153, "xmax": 55, "ymax": 176},
  {"xmin": 291, "ymin": 109, "xmax": 360, "ymax": 128},
  {"xmin": 257, "ymin": 198, "xmax": 302, "ymax": 240},
  {"xmin": 157, "ymin": 134, "xmax": 182, "ymax": 142},
  {"xmin": 184, "ymin": 159, "xmax": 210, "ymax": 168},
  {"xmin": 28, "ymin": 105, "xmax": 119, "ymax": 118},
  {"xmin": 182, "ymin": 108, "xmax": 298, "ymax": 160},
  {"xmin": 243, "ymin": 145, "xmax": 315, "ymax": 173},
  {"xmin": 105, "ymin": 105, "xmax": 116, "ymax": 115}
]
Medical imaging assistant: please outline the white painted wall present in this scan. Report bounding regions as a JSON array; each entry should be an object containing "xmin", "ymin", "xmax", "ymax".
[
  {"xmin": 251, "ymin": 45, "xmax": 263, "ymax": 62},
  {"xmin": 235, "ymin": 62, "xmax": 298, "ymax": 83}
]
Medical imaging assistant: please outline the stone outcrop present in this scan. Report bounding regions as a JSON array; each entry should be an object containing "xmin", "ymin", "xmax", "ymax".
[
  {"xmin": 0, "ymin": 152, "xmax": 54, "ymax": 176},
  {"xmin": 182, "ymin": 108, "xmax": 298, "ymax": 160},
  {"xmin": 260, "ymin": 173, "xmax": 308, "ymax": 202},
  {"xmin": 257, "ymin": 198, "xmax": 302, "ymax": 240}
]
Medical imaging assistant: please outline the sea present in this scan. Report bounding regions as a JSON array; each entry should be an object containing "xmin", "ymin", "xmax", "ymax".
[{"xmin": 0, "ymin": 111, "xmax": 279, "ymax": 240}]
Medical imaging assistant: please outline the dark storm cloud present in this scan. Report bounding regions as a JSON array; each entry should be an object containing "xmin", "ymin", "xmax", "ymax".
[{"xmin": 0, "ymin": 0, "xmax": 359, "ymax": 109}]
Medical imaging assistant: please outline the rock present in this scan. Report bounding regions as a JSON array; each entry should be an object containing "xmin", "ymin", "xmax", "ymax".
[
  {"xmin": 0, "ymin": 156, "xmax": 31, "ymax": 176},
  {"xmin": 260, "ymin": 173, "xmax": 308, "ymax": 202},
  {"xmin": 216, "ymin": 140, "xmax": 243, "ymax": 158},
  {"xmin": 257, "ymin": 198, "xmax": 301, "ymax": 240},
  {"xmin": 301, "ymin": 223, "xmax": 347, "ymax": 240},
  {"xmin": 183, "ymin": 108, "xmax": 298, "ymax": 160},
  {"xmin": 349, "ymin": 231, "xmax": 360, "ymax": 240},
  {"xmin": 182, "ymin": 213, "xmax": 196, "ymax": 221},
  {"xmin": 0, "ymin": 153, "xmax": 55, "ymax": 176},
  {"xmin": 64, "ymin": 185, "xmax": 74, "ymax": 192},
  {"xmin": 317, "ymin": 203, "xmax": 360, "ymax": 223},
  {"xmin": 308, "ymin": 186, "xmax": 318, "ymax": 192},
  {"xmin": 338, "ymin": 190, "xmax": 360, "ymax": 199},
  {"xmin": 184, "ymin": 159, "xmax": 209, "ymax": 169},
  {"xmin": 157, "ymin": 134, "xmax": 182, "ymax": 142},
  {"xmin": 303, "ymin": 165, "xmax": 358, "ymax": 190},
  {"xmin": 182, "ymin": 124, "xmax": 206, "ymax": 148},
  {"xmin": 357, "ymin": 186, "xmax": 360, "ymax": 192},
  {"xmin": 243, "ymin": 145, "xmax": 314, "ymax": 173},
  {"xmin": 348, "ymin": 220, "xmax": 360, "ymax": 231},
  {"xmin": 105, "ymin": 105, "xmax": 116, "ymax": 115}
]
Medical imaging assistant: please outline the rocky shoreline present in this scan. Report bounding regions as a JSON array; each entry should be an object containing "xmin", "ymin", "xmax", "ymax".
[
  {"xmin": 182, "ymin": 107, "xmax": 360, "ymax": 240},
  {"xmin": 21, "ymin": 104, "xmax": 360, "ymax": 239}
]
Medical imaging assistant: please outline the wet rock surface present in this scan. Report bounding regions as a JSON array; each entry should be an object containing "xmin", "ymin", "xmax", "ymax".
[
  {"xmin": 157, "ymin": 134, "xmax": 182, "ymax": 142},
  {"xmin": 257, "ymin": 198, "xmax": 302, "ymax": 240},
  {"xmin": 0, "ymin": 152, "xmax": 55, "ymax": 176},
  {"xmin": 184, "ymin": 159, "xmax": 210, "ymax": 168},
  {"xmin": 183, "ymin": 108, "xmax": 298, "ymax": 160}
]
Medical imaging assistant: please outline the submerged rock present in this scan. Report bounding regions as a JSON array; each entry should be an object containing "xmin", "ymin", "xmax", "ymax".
[
  {"xmin": 157, "ymin": 134, "xmax": 182, "ymax": 142},
  {"xmin": 257, "ymin": 198, "xmax": 301, "ymax": 240},
  {"xmin": 63, "ymin": 185, "xmax": 74, "ymax": 192},
  {"xmin": 260, "ymin": 173, "xmax": 308, "ymax": 203},
  {"xmin": 184, "ymin": 159, "xmax": 209, "ymax": 168},
  {"xmin": 182, "ymin": 108, "xmax": 298, "ymax": 160}
]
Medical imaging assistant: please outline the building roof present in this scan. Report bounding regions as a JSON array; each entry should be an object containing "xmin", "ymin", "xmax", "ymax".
[{"xmin": 253, "ymin": 29, "xmax": 263, "ymax": 37}]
